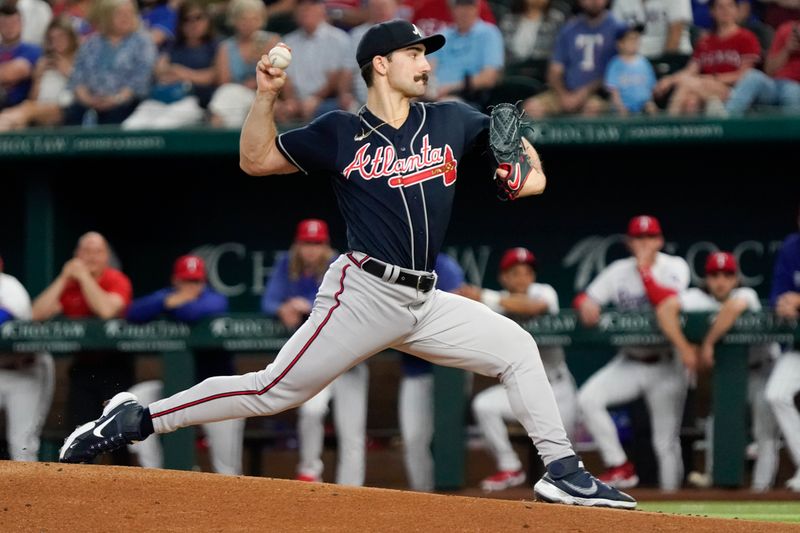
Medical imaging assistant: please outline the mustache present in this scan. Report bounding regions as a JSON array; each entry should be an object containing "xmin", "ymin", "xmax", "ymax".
[{"xmin": 414, "ymin": 73, "xmax": 429, "ymax": 83}]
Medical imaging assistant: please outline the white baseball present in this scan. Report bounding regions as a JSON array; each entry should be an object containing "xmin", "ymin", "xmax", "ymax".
[{"xmin": 268, "ymin": 43, "xmax": 292, "ymax": 70}]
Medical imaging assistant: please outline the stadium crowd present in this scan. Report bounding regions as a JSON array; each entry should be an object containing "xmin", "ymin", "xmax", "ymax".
[{"xmin": 0, "ymin": 0, "xmax": 799, "ymax": 131}]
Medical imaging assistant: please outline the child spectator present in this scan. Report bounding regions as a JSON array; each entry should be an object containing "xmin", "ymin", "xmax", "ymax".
[
  {"xmin": 523, "ymin": 0, "xmax": 622, "ymax": 118},
  {"xmin": 605, "ymin": 23, "xmax": 658, "ymax": 115}
]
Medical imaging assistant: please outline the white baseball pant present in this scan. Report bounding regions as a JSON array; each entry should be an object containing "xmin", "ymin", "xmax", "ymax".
[
  {"xmin": 765, "ymin": 351, "xmax": 800, "ymax": 476},
  {"xmin": 149, "ymin": 254, "xmax": 573, "ymax": 469},
  {"xmin": 128, "ymin": 379, "xmax": 245, "ymax": 475},
  {"xmin": 0, "ymin": 353, "xmax": 54, "ymax": 461},
  {"xmin": 399, "ymin": 372, "xmax": 435, "ymax": 491},
  {"xmin": 577, "ymin": 352, "xmax": 687, "ymax": 491},
  {"xmin": 472, "ymin": 360, "xmax": 578, "ymax": 473},
  {"xmin": 700, "ymin": 362, "xmax": 781, "ymax": 491},
  {"xmin": 296, "ymin": 363, "xmax": 369, "ymax": 485}
]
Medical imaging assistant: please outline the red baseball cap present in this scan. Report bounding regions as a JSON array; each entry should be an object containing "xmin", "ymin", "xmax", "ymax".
[
  {"xmin": 627, "ymin": 215, "xmax": 662, "ymax": 238},
  {"xmin": 173, "ymin": 255, "xmax": 206, "ymax": 281},
  {"xmin": 705, "ymin": 251, "xmax": 737, "ymax": 275},
  {"xmin": 295, "ymin": 219, "xmax": 329, "ymax": 243},
  {"xmin": 499, "ymin": 247, "xmax": 536, "ymax": 272}
]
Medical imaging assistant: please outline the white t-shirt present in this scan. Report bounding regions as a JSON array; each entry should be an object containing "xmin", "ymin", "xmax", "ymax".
[
  {"xmin": 586, "ymin": 253, "xmax": 690, "ymax": 310},
  {"xmin": 0, "ymin": 272, "xmax": 33, "ymax": 320},
  {"xmin": 611, "ymin": 0, "xmax": 693, "ymax": 58},
  {"xmin": 586, "ymin": 252, "xmax": 690, "ymax": 357},
  {"xmin": 481, "ymin": 282, "xmax": 566, "ymax": 367},
  {"xmin": 679, "ymin": 286, "xmax": 771, "ymax": 365},
  {"xmin": 18, "ymin": 0, "xmax": 53, "ymax": 46}
]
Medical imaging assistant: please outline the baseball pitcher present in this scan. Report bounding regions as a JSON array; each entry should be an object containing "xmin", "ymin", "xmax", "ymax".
[{"xmin": 59, "ymin": 19, "xmax": 635, "ymax": 509}]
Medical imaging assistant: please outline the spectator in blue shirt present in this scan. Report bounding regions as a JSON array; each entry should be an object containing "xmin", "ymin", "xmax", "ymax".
[
  {"xmin": 0, "ymin": 5, "xmax": 42, "ymax": 110},
  {"xmin": 605, "ymin": 24, "xmax": 657, "ymax": 115},
  {"xmin": 63, "ymin": 0, "xmax": 157, "ymax": 126},
  {"xmin": 139, "ymin": 0, "xmax": 178, "ymax": 49},
  {"xmin": 261, "ymin": 218, "xmax": 337, "ymax": 326},
  {"xmin": 431, "ymin": 0, "xmax": 504, "ymax": 108},
  {"xmin": 125, "ymin": 254, "xmax": 244, "ymax": 475},
  {"xmin": 262, "ymin": 218, "xmax": 370, "ymax": 486},
  {"xmin": 523, "ymin": 0, "xmax": 622, "ymax": 117}
]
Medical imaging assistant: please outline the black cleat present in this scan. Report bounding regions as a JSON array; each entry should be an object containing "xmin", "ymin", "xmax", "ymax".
[
  {"xmin": 59, "ymin": 392, "xmax": 145, "ymax": 463},
  {"xmin": 534, "ymin": 455, "xmax": 637, "ymax": 509}
]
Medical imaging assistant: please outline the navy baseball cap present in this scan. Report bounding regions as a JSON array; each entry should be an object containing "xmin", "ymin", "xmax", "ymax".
[
  {"xmin": 615, "ymin": 22, "xmax": 645, "ymax": 41},
  {"xmin": 356, "ymin": 19, "xmax": 446, "ymax": 68}
]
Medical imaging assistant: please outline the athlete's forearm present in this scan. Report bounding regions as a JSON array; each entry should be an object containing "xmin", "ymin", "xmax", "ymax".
[
  {"xmin": 516, "ymin": 139, "xmax": 545, "ymax": 198},
  {"xmin": 655, "ymin": 296, "xmax": 693, "ymax": 352},
  {"xmin": 240, "ymin": 92, "xmax": 281, "ymax": 175},
  {"xmin": 126, "ymin": 292, "xmax": 168, "ymax": 323},
  {"xmin": 172, "ymin": 292, "xmax": 228, "ymax": 322},
  {"xmin": 703, "ymin": 298, "xmax": 748, "ymax": 346},
  {"xmin": 638, "ymin": 266, "xmax": 677, "ymax": 306},
  {"xmin": 500, "ymin": 295, "xmax": 550, "ymax": 316}
]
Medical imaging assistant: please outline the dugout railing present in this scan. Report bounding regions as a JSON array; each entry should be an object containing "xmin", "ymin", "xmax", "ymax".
[{"xmin": 1, "ymin": 311, "xmax": 795, "ymax": 489}]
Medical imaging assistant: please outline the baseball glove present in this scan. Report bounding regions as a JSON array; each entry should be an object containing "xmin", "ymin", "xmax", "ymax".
[{"xmin": 488, "ymin": 101, "xmax": 534, "ymax": 201}]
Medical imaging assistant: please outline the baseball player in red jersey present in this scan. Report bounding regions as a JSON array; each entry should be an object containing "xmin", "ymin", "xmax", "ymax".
[{"xmin": 59, "ymin": 19, "xmax": 635, "ymax": 509}]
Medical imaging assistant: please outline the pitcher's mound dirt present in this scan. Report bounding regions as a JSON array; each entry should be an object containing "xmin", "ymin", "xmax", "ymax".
[{"xmin": 1, "ymin": 461, "xmax": 797, "ymax": 532}]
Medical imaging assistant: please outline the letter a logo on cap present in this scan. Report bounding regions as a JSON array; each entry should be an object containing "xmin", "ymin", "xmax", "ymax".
[{"xmin": 411, "ymin": 24, "xmax": 422, "ymax": 37}]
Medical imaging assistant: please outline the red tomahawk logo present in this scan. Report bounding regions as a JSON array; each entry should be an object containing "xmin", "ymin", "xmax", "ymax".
[{"xmin": 388, "ymin": 146, "xmax": 457, "ymax": 188}]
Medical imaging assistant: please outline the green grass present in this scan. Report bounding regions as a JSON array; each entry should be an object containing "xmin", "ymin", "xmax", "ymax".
[{"xmin": 638, "ymin": 501, "xmax": 800, "ymax": 523}]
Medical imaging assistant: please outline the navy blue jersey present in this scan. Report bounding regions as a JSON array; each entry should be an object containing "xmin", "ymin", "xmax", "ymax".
[
  {"xmin": 277, "ymin": 101, "xmax": 490, "ymax": 272},
  {"xmin": 770, "ymin": 232, "xmax": 800, "ymax": 307}
]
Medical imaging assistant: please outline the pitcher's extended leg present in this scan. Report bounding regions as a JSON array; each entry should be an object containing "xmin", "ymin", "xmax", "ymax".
[{"xmin": 398, "ymin": 290, "xmax": 571, "ymax": 465}]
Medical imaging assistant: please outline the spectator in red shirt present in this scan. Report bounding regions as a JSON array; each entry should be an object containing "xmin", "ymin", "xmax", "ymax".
[
  {"xmin": 726, "ymin": 19, "xmax": 800, "ymax": 114},
  {"xmin": 31, "ymin": 231, "xmax": 134, "ymax": 463},
  {"xmin": 403, "ymin": 0, "xmax": 496, "ymax": 37},
  {"xmin": 653, "ymin": 0, "xmax": 761, "ymax": 115}
]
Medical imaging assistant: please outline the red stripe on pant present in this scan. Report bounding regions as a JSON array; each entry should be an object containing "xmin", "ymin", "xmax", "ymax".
[{"xmin": 150, "ymin": 264, "xmax": 351, "ymax": 420}]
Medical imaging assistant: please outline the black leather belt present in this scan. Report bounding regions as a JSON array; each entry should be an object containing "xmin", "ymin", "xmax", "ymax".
[
  {"xmin": 0, "ymin": 354, "xmax": 36, "ymax": 370},
  {"xmin": 361, "ymin": 258, "xmax": 436, "ymax": 292},
  {"xmin": 628, "ymin": 353, "xmax": 671, "ymax": 364}
]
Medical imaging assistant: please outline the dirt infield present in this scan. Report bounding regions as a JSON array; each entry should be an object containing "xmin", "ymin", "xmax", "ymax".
[{"xmin": 2, "ymin": 462, "xmax": 799, "ymax": 532}]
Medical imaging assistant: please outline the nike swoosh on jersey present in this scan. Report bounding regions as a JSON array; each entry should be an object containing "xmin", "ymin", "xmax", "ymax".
[
  {"xmin": 92, "ymin": 413, "xmax": 119, "ymax": 438},
  {"xmin": 561, "ymin": 478, "xmax": 598, "ymax": 496}
]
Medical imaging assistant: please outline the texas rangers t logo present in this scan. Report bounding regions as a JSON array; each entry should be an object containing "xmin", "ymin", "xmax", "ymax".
[{"xmin": 342, "ymin": 134, "xmax": 457, "ymax": 188}]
